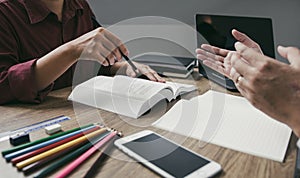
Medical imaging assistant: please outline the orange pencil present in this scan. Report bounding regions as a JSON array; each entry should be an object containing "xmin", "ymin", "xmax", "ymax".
[
  {"xmin": 15, "ymin": 128, "xmax": 107, "ymax": 170},
  {"xmin": 11, "ymin": 126, "xmax": 99, "ymax": 165}
]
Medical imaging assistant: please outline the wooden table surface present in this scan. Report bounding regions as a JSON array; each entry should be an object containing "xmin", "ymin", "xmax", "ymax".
[{"xmin": 0, "ymin": 72, "xmax": 297, "ymax": 178}]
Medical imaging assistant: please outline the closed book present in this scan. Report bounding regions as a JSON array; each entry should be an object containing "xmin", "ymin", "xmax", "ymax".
[{"xmin": 133, "ymin": 54, "xmax": 196, "ymax": 78}]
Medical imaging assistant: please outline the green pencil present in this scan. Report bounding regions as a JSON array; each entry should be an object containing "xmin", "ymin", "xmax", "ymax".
[
  {"xmin": 1, "ymin": 124, "xmax": 94, "ymax": 156},
  {"xmin": 33, "ymin": 131, "xmax": 111, "ymax": 178}
]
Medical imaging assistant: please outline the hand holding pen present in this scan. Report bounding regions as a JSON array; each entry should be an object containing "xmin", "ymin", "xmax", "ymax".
[{"xmin": 76, "ymin": 27, "xmax": 164, "ymax": 82}]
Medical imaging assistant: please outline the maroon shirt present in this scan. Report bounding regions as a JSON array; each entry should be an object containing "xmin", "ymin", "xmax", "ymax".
[{"xmin": 0, "ymin": 0, "xmax": 98, "ymax": 104}]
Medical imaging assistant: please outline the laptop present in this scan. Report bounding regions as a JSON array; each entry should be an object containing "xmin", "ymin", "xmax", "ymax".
[{"xmin": 195, "ymin": 14, "xmax": 275, "ymax": 91}]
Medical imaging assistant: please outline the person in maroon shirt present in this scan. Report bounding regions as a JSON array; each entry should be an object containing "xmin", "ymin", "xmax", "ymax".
[{"xmin": 0, "ymin": 0, "xmax": 164, "ymax": 104}]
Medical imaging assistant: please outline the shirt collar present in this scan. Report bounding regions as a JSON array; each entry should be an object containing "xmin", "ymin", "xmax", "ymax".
[
  {"xmin": 19, "ymin": 0, "xmax": 84, "ymax": 24},
  {"xmin": 64, "ymin": 0, "xmax": 84, "ymax": 22}
]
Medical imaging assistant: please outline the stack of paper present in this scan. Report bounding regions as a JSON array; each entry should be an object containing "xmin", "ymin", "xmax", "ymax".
[{"xmin": 152, "ymin": 90, "xmax": 292, "ymax": 162}]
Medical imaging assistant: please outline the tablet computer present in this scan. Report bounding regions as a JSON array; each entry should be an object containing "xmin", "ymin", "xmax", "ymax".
[{"xmin": 195, "ymin": 14, "xmax": 275, "ymax": 91}]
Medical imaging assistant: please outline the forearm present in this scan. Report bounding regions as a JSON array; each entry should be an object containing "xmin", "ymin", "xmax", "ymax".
[{"xmin": 35, "ymin": 43, "xmax": 78, "ymax": 90}]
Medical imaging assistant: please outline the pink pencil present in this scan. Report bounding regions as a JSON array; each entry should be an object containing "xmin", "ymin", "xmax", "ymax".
[{"xmin": 54, "ymin": 131, "xmax": 117, "ymax": 178}]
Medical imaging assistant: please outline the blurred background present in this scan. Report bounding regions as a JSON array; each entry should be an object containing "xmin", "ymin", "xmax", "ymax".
[{"xmin": 88, "ymin": 0, "xmax": 300, "ymax": 62}]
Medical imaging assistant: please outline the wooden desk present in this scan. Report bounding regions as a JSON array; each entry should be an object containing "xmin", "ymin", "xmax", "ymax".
[{"xmin": 0, "ymin": 73, "xmax": 297, "ymax": 178}]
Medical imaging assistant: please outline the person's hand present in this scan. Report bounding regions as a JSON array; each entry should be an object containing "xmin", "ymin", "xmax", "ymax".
[
  {"xmin": 196, "ymin": 29, "xmax": 263, "ymax": 78},
  {"xmin": 229, "ymin": 42, "xmax": 300, "ymax": 137},
  {"xmin": 110, "ymin": 61, "xmax": 166, "ymax": 83},
  {"xmin": 67, "ymin": 27, "xmax": 128, "ymax": 66}
]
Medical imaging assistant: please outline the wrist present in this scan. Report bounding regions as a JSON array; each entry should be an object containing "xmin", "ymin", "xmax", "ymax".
[{"xmin": 61, "ymin": 41, "xmax": 81, "ymax": 63}]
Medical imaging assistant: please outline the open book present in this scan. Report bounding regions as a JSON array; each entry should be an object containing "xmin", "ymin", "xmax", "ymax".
[
  {"xmin": 153, "ymin": 90, "xmax": 292, "ymax": 162},
  {"xmin": 68, "ymin": 75, "xmax": 197, "ymax": 118}
]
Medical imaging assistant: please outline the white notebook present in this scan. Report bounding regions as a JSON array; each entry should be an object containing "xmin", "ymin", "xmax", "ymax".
[
  {"xmin": 68, "ymin": 75, "xmax": 196, "ymax": 118},
  {"xmin": 152, "ymin": 90, "xmax": 292, "ymax": 162}
]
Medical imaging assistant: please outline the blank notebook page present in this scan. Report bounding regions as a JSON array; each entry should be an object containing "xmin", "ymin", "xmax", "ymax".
[{"xmin": 152, "ymin": 90, "xmax": 292, "ymax": 162}]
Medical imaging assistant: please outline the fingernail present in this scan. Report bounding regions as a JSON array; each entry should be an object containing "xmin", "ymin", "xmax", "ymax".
[
  {"xmin": 278, "ymin": 45, "xmax": 285, "ymax": 50},
  {"xmin": 235, "ymin": 41, "xmax": 241, "ymax": 46},
  {"xmin": 103, "ymin": 61, "xmax": 108, "ymax": 66},
  {"xmin": 234, "ymin": 42, "xmax": 244, "ymax": 50}
]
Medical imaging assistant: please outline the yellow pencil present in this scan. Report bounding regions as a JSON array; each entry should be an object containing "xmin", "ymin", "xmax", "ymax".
[{"xmin": 16, "ymin": 128, "xmax": 107, "ymax": 169}]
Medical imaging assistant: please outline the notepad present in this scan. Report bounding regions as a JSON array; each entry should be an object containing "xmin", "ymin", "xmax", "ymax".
[
  {"xmin": 152, "ymin": 90, "xmax": 292, "ymax": 162},
  {"xmin": 68, "ymin": 76, "xmax": 197, "ymax": 118}
]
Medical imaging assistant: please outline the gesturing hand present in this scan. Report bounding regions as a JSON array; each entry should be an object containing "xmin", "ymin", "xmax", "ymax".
[
  {"xmin": 229, "ymin": 43, "xmax": 300, "ymax": 136},
  {"xmin": 196, "ymin": 29, "xmax": 262, "ymax": 78}
]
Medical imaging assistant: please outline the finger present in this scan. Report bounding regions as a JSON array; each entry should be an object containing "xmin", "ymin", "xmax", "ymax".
[
  {"xmin": 234, "ymin": 42, "xmax": 267, "ymax": 67},
  {"xmin": 103, "ymin": 29, "xmax": 129, "ymax": 59},
  {"xmin": 139, "ymin": 72, "xmax": 156, "ymax": 81},
  {"xmin": 126, "ymin": 65, "xmax": 137, "ymax": 77},
  {"xmin": 98, "ymin": 35, "xmax": 122, "ymax": 61},
  {"xmin": 203, "ymin": 60, "xmax": 229, "ymax": 78},
  {"xmin": 153, "ymin": 73, "xmax": 166, "ymax": 83},
  {"xmin": 196, "ymin": 53, "xmax": 225, "ymax": 65},
  {"xmin": 229, "ymin": 52, "xmax": 253, "ymax": 79},
  {"xmin": 96, "ymin": 53, "xmax": 109, "ymax": 66},
  {"xmin": 196, "ymin": 48, "xmax": 225, "ymax": 62},
  {"xmin": 106, "ymin": 53, "xmax": 116, "ymax": 65},
  {"xmin": 278, "ymin": 46, "xmax": 300, "ymax": 66},
  {"xmin": 200, "ymin": 44, "xmax": 230, "ymax": 57},
  {"xmin": 229, "ymin": 67, "xmax": 241, "ymax": 83},
  {"xmin": 232, "ymin": 29, "xmax": 258, "ymax": 48},
  {"xmin": 96, "ymin": 43, "xmax": 115, "ymax": 65}
]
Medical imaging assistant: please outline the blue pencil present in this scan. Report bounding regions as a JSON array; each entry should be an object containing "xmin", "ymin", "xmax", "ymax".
[{"xmin": 5, "ymin": 125, "xmax": 97, "ymax": 161}]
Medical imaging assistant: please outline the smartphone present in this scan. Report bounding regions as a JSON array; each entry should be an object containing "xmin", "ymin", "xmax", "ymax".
[{"xmin": 114, "ymin": 130, "xmax": 221, "ymax": 178}]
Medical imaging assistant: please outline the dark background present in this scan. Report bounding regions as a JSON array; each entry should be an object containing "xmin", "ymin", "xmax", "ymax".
[{"xmin": 196, "ymin": 15, "xmax": 275, "ymax": 58}]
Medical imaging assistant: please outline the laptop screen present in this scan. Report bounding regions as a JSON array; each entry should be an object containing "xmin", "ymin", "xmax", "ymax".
[{"xmin": 195, "ymin": 14, "xmax": 275, "ymax": 58}]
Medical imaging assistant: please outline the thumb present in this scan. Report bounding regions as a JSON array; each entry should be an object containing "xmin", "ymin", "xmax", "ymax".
[{"xmin": 278, "ymin": 46, "xmax": 300, "ymax": 66}]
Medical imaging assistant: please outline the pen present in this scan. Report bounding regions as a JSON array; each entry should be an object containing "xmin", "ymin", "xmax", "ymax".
[{"xmin": 119, "ymin": 49, "xmax": 138, "ymax": 73}]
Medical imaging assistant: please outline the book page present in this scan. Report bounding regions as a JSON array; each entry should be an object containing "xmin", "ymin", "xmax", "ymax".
[
  {"xmin": 112, "ymin": 76, "xmax": 172, "ymax": 101},
  {"xmin": 69, "ymin": 76, "xmax": 197, "ymax": 118},
  {"xmin": 153, "ymin": 90, "xmax": 292, "ymax": 162},
  {"xmin": 165, "ymin": 82, "xmax": 197, "ymax": 98},
  {"xmin": 86, "ymin": 76, "xmax": 171, "ymax": 101}
]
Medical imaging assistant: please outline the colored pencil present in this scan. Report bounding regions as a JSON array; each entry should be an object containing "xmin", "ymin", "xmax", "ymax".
[
  {"xmin": 1, "ymin": 124, "xmax": 94, "ymax": 156},
  {"xmin": 11, "ymin": 126, "xmax": 100, "ymax": 164},
  {"xmin": 23, "ymin": 131, "xmax": 110, "ymax": 176},
  {"xmin": 5, "ymin": 125, "xmax": 97, "ymax": 161},
  {"xmin": 83, "ymin": 134, "xmax": 120, "ymax": 178},
  {"xmin": 15, "ymin": 128, "xmax": 107, "ymax": 169},
  {"xmin": 54, "ymin": 131, "xmax": 117, "ymax": 178}
]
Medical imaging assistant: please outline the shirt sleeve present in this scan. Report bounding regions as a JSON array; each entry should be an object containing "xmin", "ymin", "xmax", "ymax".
[{"xmin": 0, "ymin": 14, "xmax": 53, "ymax": 104}]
